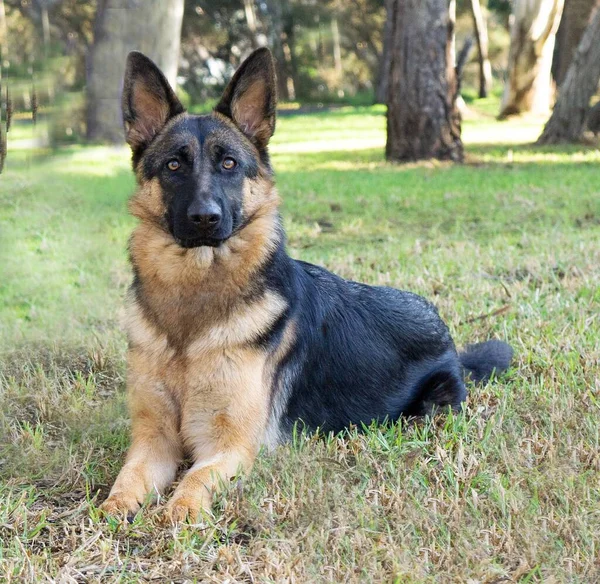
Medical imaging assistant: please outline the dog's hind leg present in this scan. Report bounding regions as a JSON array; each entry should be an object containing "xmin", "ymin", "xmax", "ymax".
[
  {"xmin": 101, "ymin": 349, "xmax": 183, "ymax": 519},
  {"xmin": 403, "ymin": 359, "xmax": 467, "ymax": 417}
]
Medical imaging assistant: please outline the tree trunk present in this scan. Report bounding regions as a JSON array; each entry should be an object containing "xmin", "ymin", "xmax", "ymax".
[
  {"xmin": 553, "ymin": 0, "xmax": 600, "ymax": 86},
  {"xmin": 0, "ymin": 0, "xmax": 7, "ymax": 45},
  {"xmin": 331, "ymin": 17, "xmax": 343, "ymax": 77},
  {"xmin": 376, "ymin": 0, "xmax": 394, "ymax": 103},
  {"xmin": 282, "ymin": 10, "xmax": 298, "ymax": 101},
  {"xmin": 86, "ymin": 0, "xmax": 184, "ymax": 143},
  {"xmin": 244, "ymin": 0, "xmax": 260, "ymax": 49},
  {"xmin": 499, "ymin": 0, "xmax": 564, "ymax": 118},
  {"xmin": 537, "ymin": 5, "xmax": 600, "ymax": 143},
  {"xmin": 40, "ymin": 1, "xmax": 50, "ymax": 54},
  {"xmin": 469, "ymin": 0, "xmax": 493, "ymax": 98},
  {"xmin": 0, "ymin": 46, "xmax": 5, "ymax": 174},
  {"xmin": 265, "ymin": 0, "xmax": 296, "ymax": 101},
  {"xmin": 386, "ymin": 0, "xmax": 463, "ymax": 162}
]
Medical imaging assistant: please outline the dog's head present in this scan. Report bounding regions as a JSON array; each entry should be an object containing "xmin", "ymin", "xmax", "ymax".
[{"xmin": 123, "ymin": 48, "xmax": 277, "ymax": 248}]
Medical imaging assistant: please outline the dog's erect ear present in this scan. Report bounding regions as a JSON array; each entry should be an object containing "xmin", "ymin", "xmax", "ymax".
[
  {"xmin": 122, "ymin": 51, "xmax": 184, "ymax": 152},
  {"xmin": 214, "ymin": 48, "xmax": 277, "ymax": 150}
]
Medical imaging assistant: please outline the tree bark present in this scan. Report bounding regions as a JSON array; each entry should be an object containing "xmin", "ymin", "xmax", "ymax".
[
  {"xmin": 499, "ymin": 0, "xmax": 564, "ymax": 118},
  {"xmin": 0, "ymin": 43, "xmax": 5, "ymax": 174},
  {"xmin": 265, "ymin": 0, "xmax": 296, "ymax": 101},
  {"xmin": 537, "ymin": 5, "xmax": 600, "ymax": 143},
  {"xmin": 553, "ymin": 0, "xmax": 600, "ymax": 86},
  {"xmin": 376, "ymin": 0, "xmax": 394, "ymax": 103},
  {"xmin": 244, "ymin": 0, "xmax": 260, "ymax": 49},
  {"xmin": 386, "ymin": 0, "xmax": 462, "ymax": 162},
  {"xmin": 331, "ymin": 17, "xmax": 343, "ymax": 77},
  {"xmin": 469, "ymin": 0, "xmax": 493, "ymax": 98},
  {"xmin": 40, "ymin": 1, "xmax": 50, "ymax": 54},
  {"xmin": 0, "ymin": 0, "xmax": 7, "ymax": 46},
  {"xmin": 86, "ymin": 0, "xmax": 184, "ymax": 143}
]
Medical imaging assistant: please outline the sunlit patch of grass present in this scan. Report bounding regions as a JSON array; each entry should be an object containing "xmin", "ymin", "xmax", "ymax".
[
  {"xmin": 6, "ymin": 118, "xmax": 49, "ymax": 145},
  {"xmin": 1, "ymin": 104, "xmax": 599, "ymax": 582},
  {"xmin": 48, "ymin": 145, "xmax": 132, "ymax": 176}
]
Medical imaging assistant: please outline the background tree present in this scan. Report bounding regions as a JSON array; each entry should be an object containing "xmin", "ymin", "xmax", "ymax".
[
  {"xmin": 3, "ymin": 0, "xmax": 517, "ymax": 142},
  {"xmin": 0, "ymin": 0, "xmax": 7, "ymax": 43},
  {"xmin": 376, "ymin": 0, "xmax": 393, "ymax": 103},
  {"xmin": 499, "ymin": 0, "xmax": 564, "ymax": 118},
  {"xmin": 264, "ymin": 0, "xmax": 297, "ymax": 101},
  {"xmin": 179, "ymin": 0, "xmax": 385, "ymax": 106},
  {"xmin": 537, "ymin": 4, "xmax": 600, "ymax": 143},
  {"xmin": 553, "ymin": 0, "xmax": 600, "ymax": 86},
  {"xmin": 86, "ymin": 0, "xmax": 184, "ymax": 143},
  {"xmin": 386, "ymin": 0, "xmax": 462, "ymax": 162},
  {"xmin": 468, "ymin": 0, "xmax": 493, "ymax": 97}
]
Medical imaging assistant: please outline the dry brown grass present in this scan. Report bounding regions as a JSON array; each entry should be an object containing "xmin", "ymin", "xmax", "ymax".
[{"xmin": 1, "ymin": 108, "xmax": 599, "ymax": 582}]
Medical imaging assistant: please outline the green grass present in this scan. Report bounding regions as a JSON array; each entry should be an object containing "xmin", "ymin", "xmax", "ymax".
[{"xmin": 1, "ymin": 104, "xmax": 599, "ymax": 582}]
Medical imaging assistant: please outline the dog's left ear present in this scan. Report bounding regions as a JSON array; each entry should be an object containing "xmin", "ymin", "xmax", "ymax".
[
  {"xmin": 214, "ymin": 48, "xmax": 277, "ymax": 150},
  {"xmin": 122, "ymin": 51, "xmax": 185, "ymax": 154}
]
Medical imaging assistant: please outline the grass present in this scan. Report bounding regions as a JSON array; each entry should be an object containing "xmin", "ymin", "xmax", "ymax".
[{"xmin": 1, "ymin": 102, "xmax": 599, "ymax": 582}]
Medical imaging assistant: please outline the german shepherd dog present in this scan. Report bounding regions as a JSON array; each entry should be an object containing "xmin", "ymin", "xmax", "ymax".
[{"xmin": 101, "ymin": 48, "xmax": 512, "ymax": 522}]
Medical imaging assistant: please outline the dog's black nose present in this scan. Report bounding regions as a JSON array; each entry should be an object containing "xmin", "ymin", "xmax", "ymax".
[{"xmin": 187, "ymin": 199, "xmax": 222, "ymax": 230}]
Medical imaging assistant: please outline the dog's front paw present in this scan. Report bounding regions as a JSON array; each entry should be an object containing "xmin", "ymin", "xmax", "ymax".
[
  {"xmin": 164, "ymin": 496, "xmax": 201, "ymax": 524},
  {"xmin": 100, "ymin": 493, "xmax": 141, "ymax": 522},
  {"xmin": 164, "ymin": 492, "xmax": 212, "ymax": 525}
]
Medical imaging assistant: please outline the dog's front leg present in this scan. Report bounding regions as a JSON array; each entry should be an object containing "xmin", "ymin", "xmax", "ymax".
[
  {"xmin": 101, "ymin": 349, "xmax": 183, "ymax": 519},
  {"xmin": 165, "ymin": 349, "xmax": 270, "ymax": 523},
  {"xmin": 165, "ymin": 405, "xmax": 263, "ymax": 523},
  {"xmin": 165, "ymin": 449, "xmax": 255, "ymax": 523}
]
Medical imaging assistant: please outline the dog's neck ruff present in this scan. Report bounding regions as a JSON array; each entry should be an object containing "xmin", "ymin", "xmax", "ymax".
[
  {"xmin": 127, "ymin": 205, "xmax": 283, "ymax": 351},
  {"xmin": 130, "ymin": 205, "xmax": 281, "ymax": 294}
]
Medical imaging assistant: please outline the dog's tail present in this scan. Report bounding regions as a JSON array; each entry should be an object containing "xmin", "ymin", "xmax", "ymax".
[{"xmin": 459, "ymin": 340, "xmax": 513, "ymax": 383}]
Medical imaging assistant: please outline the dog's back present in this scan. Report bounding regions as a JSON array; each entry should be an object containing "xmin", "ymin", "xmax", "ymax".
[
  {"xmin": 102, "ymin": 48, "xmax": 512, "ymax": 523},
  {"xmin": 260, "ymin": 249, "xmax": 512, "ymax": 443}
]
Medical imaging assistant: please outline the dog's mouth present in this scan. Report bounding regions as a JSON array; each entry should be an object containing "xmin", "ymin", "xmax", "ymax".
[
  {"xmin": 170, "ymin": 214, "xmax": 253, "ymax": 249},
  {"xmin": 175, "ymin": 236, "xmax": 226, "ymax": 249}
]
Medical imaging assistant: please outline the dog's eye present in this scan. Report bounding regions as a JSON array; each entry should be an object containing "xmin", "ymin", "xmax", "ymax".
[
  {"xmin": 166, "ymin": 159, "xmax": 180, "ymax": 171},
  {"xmin": 222, "ymin": 157, "xmax": 237, "ymax": 170}
]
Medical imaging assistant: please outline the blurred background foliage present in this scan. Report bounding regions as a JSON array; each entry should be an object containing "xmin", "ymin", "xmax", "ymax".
[
  {"xmin": 1, "ymin": 0, "xmax": 513, "ymax": 141},
  {"xmin": 2, "ymin": 0, "xmax": 598, "ymax": 152}
]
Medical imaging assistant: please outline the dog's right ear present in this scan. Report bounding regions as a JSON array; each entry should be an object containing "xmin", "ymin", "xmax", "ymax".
[{"xmin": 122, "ymin": 52, "xmax": 184, "ymax": 154}]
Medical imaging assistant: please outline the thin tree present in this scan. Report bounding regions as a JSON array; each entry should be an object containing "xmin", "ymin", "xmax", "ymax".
[
  {"xmin": 86, "ymin": 0, "xmax": 184, "ymax": 143},
  {"xmin": 386, "ymin": 0, "xmax": 462, "ymax": 162},
  {"xmin": 469, "ymin": 0, "xmax": 492, "ymax": 98},
  {"xmin": 244, "ymin": 0, "xmax": 260, "ymax": 49},
  {"xmin": 265, "ymin": 0, "xmax": 296, "ymax": 101},
  {"xmin": 0, "ymin": 40, "xmax": 6, "ymax": 174},
  {"xmin": 331, "ymin": 16, "xmax": 343, "ymax": 79},
  {"xmin": 537, "ymin": 5, "xmax": 600, "ymax": 143},
  {"xmin": 0, "ymin": 0, "xmax": 6, "ymax": 45},
  {"xmin": 499, "ymin": 0, "xmax": 564, "ymax": 118}
]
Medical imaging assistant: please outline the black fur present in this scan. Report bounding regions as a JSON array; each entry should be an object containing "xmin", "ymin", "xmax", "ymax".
[
  {"xmin": 123, "ymin": 48, "xmax": 514, "ymax": 443},
  {"xmin": 255, "ymin": 232, "xmax": 513, "ymax": 440},
  {"xmin": 459, "ymin": 340, "xmax": 514, "ymax": 383},
  {"xmin": 143, "ymin": 116, "xmax": 257, "ymax": 247}
]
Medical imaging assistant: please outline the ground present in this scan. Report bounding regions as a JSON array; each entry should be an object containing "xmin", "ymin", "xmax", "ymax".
[{"xmin": 1, "ymin": 102, "xmax": 599, "ymax": 583}]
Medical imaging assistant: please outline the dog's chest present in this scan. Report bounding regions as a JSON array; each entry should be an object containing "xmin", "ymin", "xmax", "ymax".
[{"xmin": 123, "ymin": 288, "xmax": 287, "ymax": 401}]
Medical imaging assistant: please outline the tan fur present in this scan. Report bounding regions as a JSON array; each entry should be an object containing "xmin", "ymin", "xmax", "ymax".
[
  {"xmin": 125, "ymin": 80, "xmax": 171, "ymax": 149},
  {"xmin": 231, "ymin": 80, "xmax": 272, "ymax": 142},
  {"xmin": 101, "ymin": 147, "xmax": 290, "ymax": 522},
  {"xmin": 100, "ymin": 344, "xmax": 183, "ymax": 517}
]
